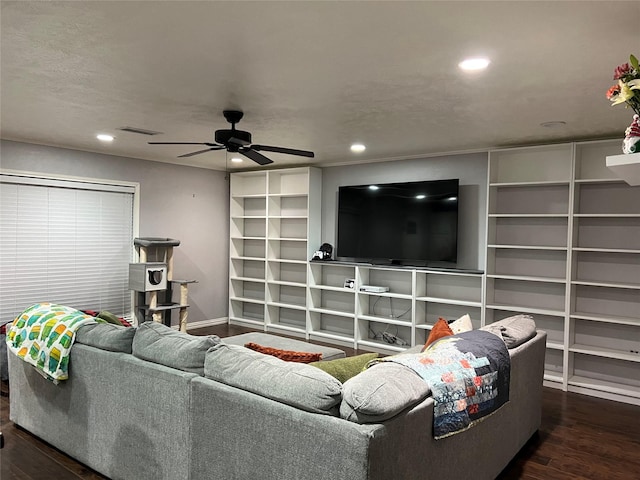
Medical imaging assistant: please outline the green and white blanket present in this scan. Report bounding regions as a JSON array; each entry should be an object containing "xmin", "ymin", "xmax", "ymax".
[{"xmin": 6, "ymin": 303, "xmax": 96, "ymax": 383}]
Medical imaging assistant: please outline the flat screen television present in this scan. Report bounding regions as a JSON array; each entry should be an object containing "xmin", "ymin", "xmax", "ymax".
[{"xmin": 336, "ymin": 179, "xmax": 459, "ymax": 267}]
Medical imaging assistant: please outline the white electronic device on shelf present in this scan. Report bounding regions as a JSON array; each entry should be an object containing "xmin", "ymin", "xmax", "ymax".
[{"xmin": 360, "ymin": 285, "xmax": 390, "ymax": 293}]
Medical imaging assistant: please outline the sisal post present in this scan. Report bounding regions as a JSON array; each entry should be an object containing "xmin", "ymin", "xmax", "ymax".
[{"xmin": 166, "ymin": 247, "xmax": 174, "ymax": 281}]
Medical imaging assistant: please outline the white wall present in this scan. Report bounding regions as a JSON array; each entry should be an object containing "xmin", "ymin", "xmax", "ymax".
[
  {"xmin": 320, "ymin": 152, "xmax": 488, "ymax": 270},
  {"xmin": 0, "ymin": 140, "xmax": 229, "ymax": 325}
]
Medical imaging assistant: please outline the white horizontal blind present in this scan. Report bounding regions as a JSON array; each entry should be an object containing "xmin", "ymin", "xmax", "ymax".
[{"xmin": 0, "ymin": 176, "xmax": 134, "ymax": 325}]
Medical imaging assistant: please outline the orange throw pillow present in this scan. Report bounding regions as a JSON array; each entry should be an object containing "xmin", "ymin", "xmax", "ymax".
[
  {"xmin": 422, "ymin": 318, "xmax": 454, "ymax": 350},
  {"xmin": 244, "ymin": 342, "xmax": 322, "ymax": 363}
]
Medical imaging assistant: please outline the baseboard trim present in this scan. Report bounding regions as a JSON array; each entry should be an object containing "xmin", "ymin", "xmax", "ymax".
[{"xmin": 171, "ymin": 317, "xmax": 228, "ymax": 331}]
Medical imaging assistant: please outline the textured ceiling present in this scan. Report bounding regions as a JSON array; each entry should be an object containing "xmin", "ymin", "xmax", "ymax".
[{"xmin": 1, "ymin": 1, "xmax": 639, "ymax": 171}]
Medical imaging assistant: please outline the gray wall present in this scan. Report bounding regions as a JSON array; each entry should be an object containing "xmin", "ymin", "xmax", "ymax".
[
  {"xmin": 320, "ymin": 153, "xmax": 488, "ymax": 270},
  {"xmin": 0, "ymin": 140, "xmax": 229, "ymax": 325}
]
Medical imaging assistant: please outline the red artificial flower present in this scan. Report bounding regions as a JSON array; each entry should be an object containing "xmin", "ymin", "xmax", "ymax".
[
  {"xmin": 606, "ymin": 84, "xmax": 620, "ymax": 99},
  {"xmin": 613, "ymin": 63, "xmax": 631, "ymax": 80}
]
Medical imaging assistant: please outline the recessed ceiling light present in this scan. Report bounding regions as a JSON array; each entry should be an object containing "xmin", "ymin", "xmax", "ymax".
[
  {"xmin": 458, "ymin": 58, "xmax": 490, "ymax": 71},
  {"xmin": 230, "ymin": 157, "xmax": 243, "ymax": 163},
  {"xmin": 368, "ymin": 185, "xmax": 379, "ymax": 191},
  {"xmin": 540, "ymin": 121, "xmax": 567, "ymax": 128},
  {"xmin": 351, "ymin": 143, "xmax": 366, "ymax": 153},
  {"xmin": 415, "ymin": 194, "xmax": 426, "ymax": 200},
  {"xmin": 96, "ymin": 134, "xmax": 114, "ymax": 142}
]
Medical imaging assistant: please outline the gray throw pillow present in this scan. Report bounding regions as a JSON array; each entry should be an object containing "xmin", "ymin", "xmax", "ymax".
[
  {"xmin": 204, "ymin": 343, "xmax": 342, "ymax": 415},
  {"xmin": 76, "ymin": 323, "xmax": 136, "ymax": 353},
  {"xmin": 340, "ymin": 362, "xmax": 431, "ymax": 423},
  {"xmin": 480, "ymin": 314, "xmax": 536, "ymax": 348},
  {"xmin": 132, "ymin": 321, "xmax": 220, "ymax": 375}
]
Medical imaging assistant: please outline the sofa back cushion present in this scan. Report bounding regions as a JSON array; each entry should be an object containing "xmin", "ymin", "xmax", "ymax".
[
  {"xmin": 204, "ymin": 343, "xmax": 342, "ymax": 415},
  {"xmin": 480, "ymin": 314, "xmax": 536, "ymax": 348},
  {"xmin": 76, "ymin": 323, "xmax": 136, "ymax": 353},
  {"xmin": 132, "ymin": 321, "xmax": 220, "ymax": 375},
  {"xmin": 340, "ymin": 362, "xmax": 431, "ymax": 423}
]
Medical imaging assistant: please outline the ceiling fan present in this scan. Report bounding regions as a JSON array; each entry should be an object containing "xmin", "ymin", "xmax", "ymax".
[{"xmin": 149, "ymin": 110, "xmax": 314, "ymax": 166}]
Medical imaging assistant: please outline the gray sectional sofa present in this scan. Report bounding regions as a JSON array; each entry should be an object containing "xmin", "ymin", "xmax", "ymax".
[{"xmin": 7, "ymin": 318, "xmax": 546, "ymax": 480}]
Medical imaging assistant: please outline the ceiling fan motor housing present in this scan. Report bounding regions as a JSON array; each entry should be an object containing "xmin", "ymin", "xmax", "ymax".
[{"xmin": 215, "ymin": 129, "xmax": 252, "ymax": 146}]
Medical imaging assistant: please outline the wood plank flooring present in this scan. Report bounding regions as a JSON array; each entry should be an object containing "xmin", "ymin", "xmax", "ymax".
[{"xmin": 1, "ymin": 323, "xmax": 639, "ymax": 479}]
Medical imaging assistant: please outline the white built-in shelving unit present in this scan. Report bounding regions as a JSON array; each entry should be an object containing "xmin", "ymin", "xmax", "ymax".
[
  {"xmin": 486, "ymin": 139, "xmax": 640, "ymax": 405},
  {"xmin": 229, "ymin": 167, "xmax": 321, "ymax": 336},
  {"xmin": 308, "ymin": 262, "xmax": 483, "ymax": 354},
  {"xmin": 229, "ymin": 140, "xmax": 639, "ymax": 405}
]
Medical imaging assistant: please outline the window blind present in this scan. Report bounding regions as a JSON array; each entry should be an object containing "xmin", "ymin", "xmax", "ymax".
[{"xmin": 0, "ymin": 175, "xmax": 135, "ymax": 325}]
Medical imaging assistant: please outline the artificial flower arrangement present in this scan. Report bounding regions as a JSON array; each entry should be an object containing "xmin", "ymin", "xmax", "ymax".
[
  {"xmin": 607, "ymin": 55, "xmax": 640, "ymax": 153},
  {"xmin": 606, "ymin": 54, "xmax": 640, "ymax": 116}
]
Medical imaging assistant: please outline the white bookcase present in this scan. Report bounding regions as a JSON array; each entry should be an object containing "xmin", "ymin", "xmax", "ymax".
[
  {"xmin": 308, "ymin": 262, "xmax": 483, "ymax": 354},
  {"xmin": 229, "ymin": 167, "xmax": 321, "ymax": 336},
  {"xmin": 486, "ymin": 140, "xmax": 640, "ymax": 405}
]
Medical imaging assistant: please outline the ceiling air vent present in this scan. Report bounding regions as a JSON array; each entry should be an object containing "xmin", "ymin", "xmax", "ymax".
[{"xmin": 118, "ymin": 126, "xmax": 163, "ymax": 136}]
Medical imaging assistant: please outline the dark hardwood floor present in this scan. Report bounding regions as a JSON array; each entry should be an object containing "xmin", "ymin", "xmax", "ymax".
[{"xmin": 1, "ymin": 323, "xmax": 639, "ymax": 479}]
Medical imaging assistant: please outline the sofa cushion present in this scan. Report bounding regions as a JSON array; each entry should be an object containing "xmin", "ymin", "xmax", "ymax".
[
  {"xmin": 205, "ymin": 343, "xmax": 342, "ymax": 414},
  {"xmin": 480, "ymin": 314, "xmax": 536, "ymax": 348},
  {"xmin": 310, "ymin": 352, "xmax": 378, "ymax": 383},
  {"xmin": 244, "ymin": 342, "xmax": 322, "ymax": 363},
  {"xmin": 76, "ymin": 323, "xmax": 136, "ymax": 353},
  {"xmin": 132, "ymin": 321, "xmax": 220, "ymax": 375},
  {"xmin": 223, "ymin": 332, "xmax": 346, "ymax": 361},
  {"xmin": 340, "ymin": 361, "xmax": 431, "ymax": 423}
]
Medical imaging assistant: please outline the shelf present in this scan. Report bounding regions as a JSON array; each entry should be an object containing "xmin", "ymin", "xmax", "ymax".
[
  {"xmin": 230, "ymin": 256, "xmax": 266, "ymax": 262},
  {"xmin": 489, "ymin": 180, "xmax": 570, "ymax": 187},
  {"xmin": 309, "ymin": 330, "xmax": 354, "ymax": 344},
  {"xmin": 415, "ymin": 296, "xmax": 481, "ymax": 307},
  {"xmin": 309, "ymin": 285, "xmax": 354, "ymax": 293},
  {"xmin": 268, "ymin": 193, "xmax": 309, "ymax": 198},
  {"xmin": 572, "ymin": 247, "xmax": 640, "ymax": 254},
  {"xmin": 357, "ymin": 339, "xmax": 408, "ymax": 353},
  {"xmin": 267, "ymin": 323, "xmax": 306, "ymax": 335},
  {"xmin": 230, "ymin": 193, "xmax": 266, "ymax": 199},
  {"xmin": 268, "ymin": 279, "xmax": 306, "ymax": 288},
  {"xmin": 267, "ymin": 301, "xmax": 306, "ymax": 311},
  {"xmin": 308, "ymin": 307, "xmax": 355, "ymax": 318},
  {"xmin": 487, "ymin": 244, "xmax": 567, "ymax": 251},
  {"xmin": 357, "ymin": 314, "xmax": 411, "ymax": 326},
  {"xmin": 574, "ymin": 178, "xmax": 626, "ymax": 184},
  {"xmin": 570, "ymin": 344, "xmax": 640, "ymax": 363},
  {"xmin": 485, "ymin": 303, "xmax": 565, "ymax": 317},
  {"xmin": 229, "ymin": 296, "xmax": 264, "ymax": 305},
  {"xmin": 568, "ymin": 375, "xmax": 640, "ymax": 399},
  {"xmin": 358, "ymin": 291, "xmax": 412, "ymax": 300},
  {"xmin": 570, "ymin": 312, "xmax": 639, "ymax": 326},
  {"xmin": 574, "ymin": 213, "xmax": 640, "ymax": 218},
  {"xmin": 230, "ymin": 276, "xmax": 266, "ymax": 282},
  {"xmin": 572, "ymin": 280, "xmax": 640, "ymax": 290},
  {"xmin": 489, "ymin": 214, "xmax": 568, "ymax": 218},
  {"xmin": 487, "ymin": 274, "xmax": 566, "ymax": 284},
  {"xmin": 544, "ymin": 373, "xmax": 564, "ymax": 384}
]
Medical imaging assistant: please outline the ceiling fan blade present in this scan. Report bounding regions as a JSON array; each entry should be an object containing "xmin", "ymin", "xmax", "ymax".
[
  {"xmin": 228, "ymin": 136, "xmax": 251, "ymax": 146},
  {"xmin": 178, "ymin": 148, "xmax": 221, "ymax": 158},
  {"xmin": 251, "ymin": 144, "xmax": 314, "ymax": 158},
  {"xmin": 240, "ymin": 148, "xmax": 274, "ymax": 166},
  {"xmin": 149, "ymin": 142, "xmax": 220, "ymax": 146}
]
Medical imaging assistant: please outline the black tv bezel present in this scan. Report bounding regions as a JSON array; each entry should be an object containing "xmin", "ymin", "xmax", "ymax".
[{"xmin": 335, "ymin": 178, "xmax": 459, "ymax": 268}]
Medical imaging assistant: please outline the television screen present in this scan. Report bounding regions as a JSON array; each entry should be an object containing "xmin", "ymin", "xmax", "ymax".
[{"xmin": 336, "ymin": 179, "xmax": 459, "ymax": 267}]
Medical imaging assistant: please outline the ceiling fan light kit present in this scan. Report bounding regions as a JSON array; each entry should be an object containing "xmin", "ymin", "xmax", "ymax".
[{"xmin": 149, "ymin": 110, "xmax": 314, "ymax": 166}]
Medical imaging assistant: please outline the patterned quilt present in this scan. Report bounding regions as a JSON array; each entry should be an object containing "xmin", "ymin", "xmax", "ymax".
[
  {"xmin": 372, "ymin": 330, "xmax": 510, "ymax": 439},
  {"xmin": 6, "ymin": 303, "xmax": 96, "ymax": 383}
]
